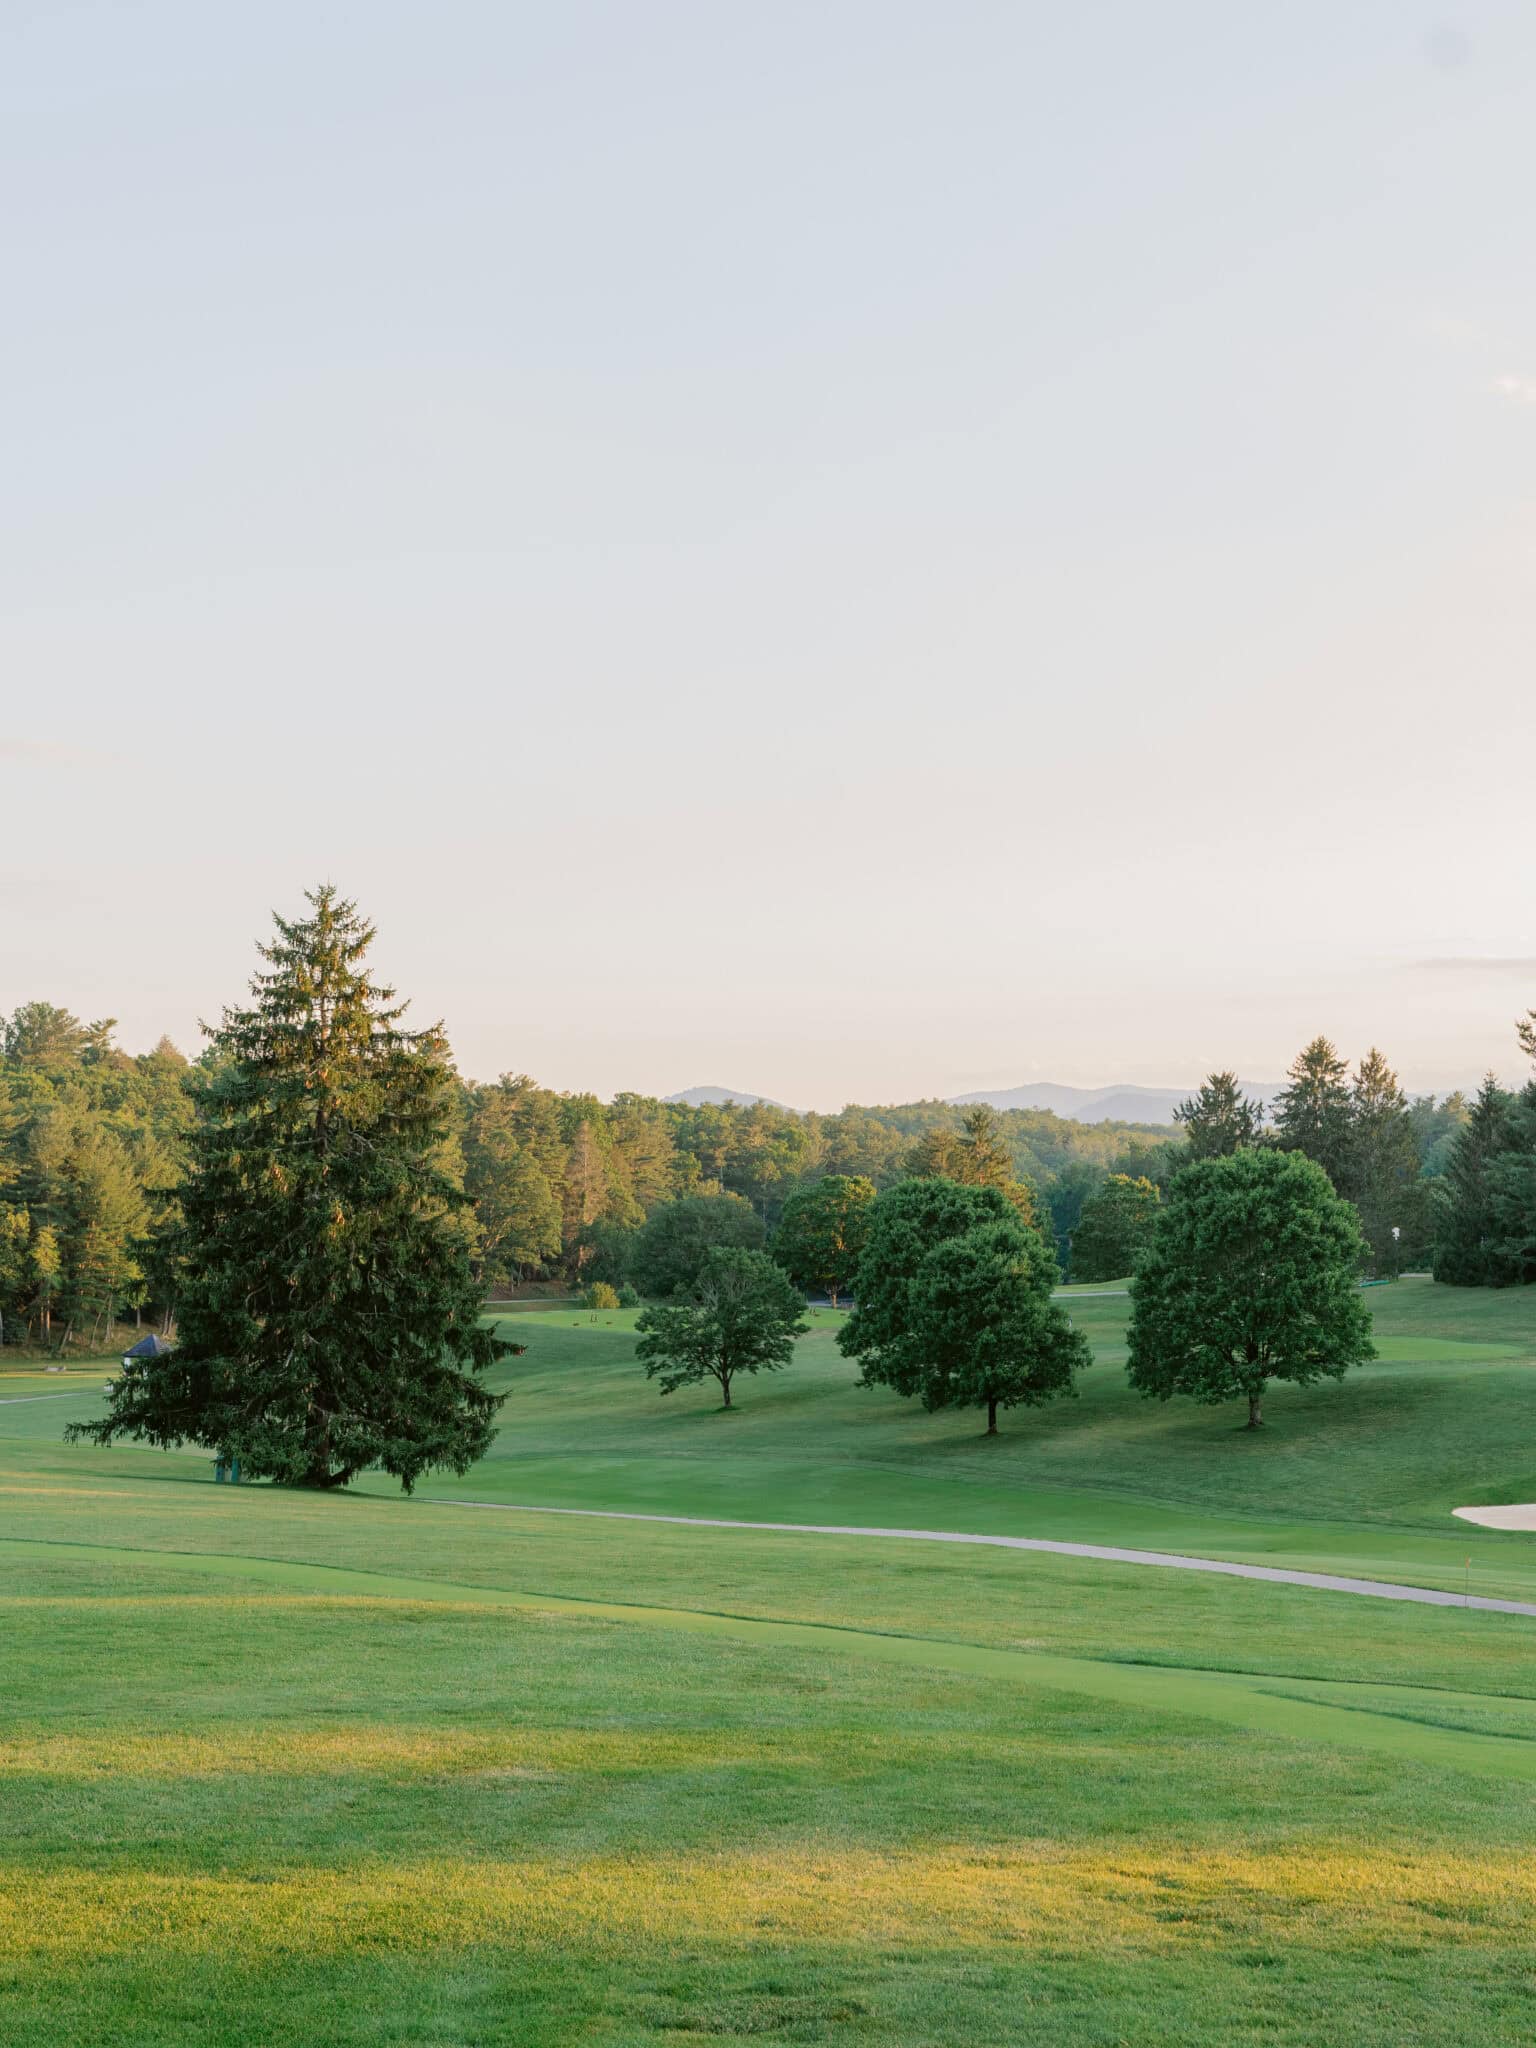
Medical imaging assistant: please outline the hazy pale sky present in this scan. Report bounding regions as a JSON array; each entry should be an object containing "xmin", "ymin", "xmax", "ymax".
[{"xmin": 5, "ymin": 2, "xmax": 1535, "ymax": 1109}]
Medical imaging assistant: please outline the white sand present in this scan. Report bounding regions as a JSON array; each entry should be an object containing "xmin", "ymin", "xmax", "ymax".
[{"xmin": 1454, "ymin": 1504, "xmax": 1536, "ymax": 1531}]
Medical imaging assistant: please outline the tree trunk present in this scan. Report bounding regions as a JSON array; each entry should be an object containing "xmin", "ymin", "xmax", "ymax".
[
  {"xmin": 719, "ymin": 1372, "xmax": 732, "ymax": 1409},
  {"xmin": 987, "ymin": 1396, "xmax": 998, "ymax": 1435},
  {"xmin": 829, "ymin": 1288, "xmax": 839, "ymax": 1309},
  {"xmin": 1247, "ymin": 1389, "xmax": 1263, "ymax": 1429}
]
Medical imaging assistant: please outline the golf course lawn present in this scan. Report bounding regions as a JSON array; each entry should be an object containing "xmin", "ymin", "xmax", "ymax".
[{"xmin": 4, "ymin": 1277, "xmax": 1536, "ymax": 2043}]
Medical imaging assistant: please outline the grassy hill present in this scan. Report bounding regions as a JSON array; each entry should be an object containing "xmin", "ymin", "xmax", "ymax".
[{"xmin": 4, "ymin": 1278, "xmax": 1536, "ymax": 2044}]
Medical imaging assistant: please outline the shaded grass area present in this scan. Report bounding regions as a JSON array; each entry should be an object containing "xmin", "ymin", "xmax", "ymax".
[
  {"xmin": 6, "ymin": 1540, "xmax": 1536, "ymax": 2046},
  {"xmin": 11, "ymin": 1279, "xmax": 1536, "ymax": 1600},
  {"xmin": 314, "ymin": 1278, "xmax": 1536, "ymax": 1596}
]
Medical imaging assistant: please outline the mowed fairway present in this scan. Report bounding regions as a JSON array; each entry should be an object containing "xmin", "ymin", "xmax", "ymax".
[{"xmin": 4, "ymin": 1279, "xmax": 1536, "ymax": 2044}]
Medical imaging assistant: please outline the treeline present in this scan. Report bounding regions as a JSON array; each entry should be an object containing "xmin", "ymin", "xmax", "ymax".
[
  {"xmin": 1431, "ymin": 1011, "xmax": 1536, "ymax": 1285},
  {"xmin": 0, "ymin": 1005, "xmax": 192, "ymax": 1348},
  {"xmin": 384, "ymin": 1080, "xmax": 1186, "ymax": 1290},
  {"xmin": 3, "ymin": 989, "xmax": 1529, "ymax": 1351}
]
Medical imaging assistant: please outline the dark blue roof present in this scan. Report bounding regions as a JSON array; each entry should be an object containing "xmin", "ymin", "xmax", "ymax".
[{"xmin": 124, "ymin": 1333, "xmax": 172, "ymax": 1359}]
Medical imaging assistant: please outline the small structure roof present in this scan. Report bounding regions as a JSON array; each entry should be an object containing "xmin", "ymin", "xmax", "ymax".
[{"xmin": 123, "ymin": 1333, "xmax": 173, "ymax": 1360}]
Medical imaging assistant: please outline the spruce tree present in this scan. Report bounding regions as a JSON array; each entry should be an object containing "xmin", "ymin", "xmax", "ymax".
[
  {"xmin": 69, "ymin": 887, "xmax": 504, "ymax": 1489},
  {"xmin": 1173, "ymin": 1072, "xmax": 1264, "ymax": 1158},
  {"xmin": 1349, "ymin": 1048, "xmax": 1426, "ymax": 1274},
  {"xmin": 1273, "ymin": 1036, "xmax": 1354, "ymax": 1189},
  {"xmin": 1432, "ymin": 1075, "xmax": 1515, "ymax": 1285}
]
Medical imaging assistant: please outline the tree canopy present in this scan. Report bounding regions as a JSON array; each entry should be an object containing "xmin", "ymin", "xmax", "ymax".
[
  {"xmin": 838, "ymin": 1177, "xmax": 1083, "ymax": 1430},
  {"xmin": 902, "ymin": 1216, "xmax": 1088, "ymax": 1433},
  {"xmin": 1126, "ymin": 1148, "xmax": 1374, "ymax": 1429},
  {"xmin": 1069, "ymin": 1174, "xmax": 1160, "ymax": 1283},
  {"xmin": 630, "ymin": 1193, "xmax": 766, "ymax": 1300},
  {"xmin": 838, "ymin": 1176, "xmax": 1023, "ymax": 1399},
  {"xmin": 68, "ymin": 888, "xmax": 505, "ymax": 1489},
  {"xmin": 772, "ymin": 1173, "xmax": 876, "ymax": 1305},
  {"xmin": 635, "ymin": 1246, "xmax": 807, "ymax": 1408}
]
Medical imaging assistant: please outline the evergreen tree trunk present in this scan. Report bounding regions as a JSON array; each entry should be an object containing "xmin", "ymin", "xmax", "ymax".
[{"xmin": 987, "ymin": 1395, "xmax": 998, "ymax": 1434}]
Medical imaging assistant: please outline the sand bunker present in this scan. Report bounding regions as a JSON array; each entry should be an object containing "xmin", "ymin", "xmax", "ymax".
[{"xmin": 1454, "ymin": 1505, "xmax": 1536, "ymax": 1531}]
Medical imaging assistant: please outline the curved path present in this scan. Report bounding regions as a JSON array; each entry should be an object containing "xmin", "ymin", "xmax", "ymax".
[{"xmin": 425, "ymin": 1498, "xmax": 1536, "ymax": 1618}]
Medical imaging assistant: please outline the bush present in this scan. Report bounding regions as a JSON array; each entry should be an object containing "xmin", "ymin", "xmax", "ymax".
[
  {"xmin": 582, "ymin": 1282, "xmax": 621, "ymax": 1310},
  {"xmin": 616, "ymin": 1283, "xmax": 641, "ymax": 1307}
]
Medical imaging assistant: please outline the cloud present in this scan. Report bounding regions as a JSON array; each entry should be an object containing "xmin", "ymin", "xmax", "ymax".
[
  {"xmin": 1413, "ymin": 957, "xmax": 1536, "ymax": 975},
  {"xmin": 0, "ymin": 737, "xmax": 106, "ymax": 765},
  {"xmin": 1493, "ymin": 375, "xmax": 1536, "ymax": 405}
]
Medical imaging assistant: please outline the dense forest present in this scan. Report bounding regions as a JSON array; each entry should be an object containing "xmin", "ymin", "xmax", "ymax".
[{"xmin": 0, "ymin": 994, "xmax": 1530, "ymax": 1351}]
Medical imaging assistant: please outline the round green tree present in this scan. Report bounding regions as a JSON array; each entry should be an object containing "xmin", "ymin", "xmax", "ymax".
[
  {"xmin": 68, "ymin": 887, "xmax": 505, "ymax": 1489},
  {"xmin": 839, "ymin": 1177, "xmax": 1084, "ymax": 1430},
  {"xmin": 838, "ymin": 1176, "xmax": 1021, "ymax": 1399},
  {"xmin": 772, "ymin": 1173, "xmax": 876, "ymax": 1306},
  {"xmin": 635, "ymin": 1246, "xmax": 807, "ymax": 1408},
  {"xmin": 630, "ymin": 1193, "xmax": 765, "ymax": 1300},
  {"xmin": 904, "ymin": 1217, "xmax": 1088, "ymax": 1434},
  {"xmin": 1069, "ymin": 1173, "xmax": 1160, "ymax": 1282},
  {"xmin": 1126, "ymin": 1148, "xmax": 1373, "ymax": 1430}
]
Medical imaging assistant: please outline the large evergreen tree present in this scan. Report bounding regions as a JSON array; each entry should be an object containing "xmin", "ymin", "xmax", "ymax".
[
  {"xmin": 1173, "ymin": 1072, "xmax": 1264, "ymax": 1159},
  {"xmin": 1273, "ymin": 1036, "xmax": 1354, "ymax": 1190},
  {"xmin": 1431, "ymin": 1075, "xmax": 1516, "ymax": 1285},
  {"xmin": 1349, "ymin": 1048, "xmax": 1426, "ymax": 1274},
  {"xmin": 68, "ymin": 888, "xmax": 504, "ymax": 1489},
  {"xmin": 1490, "ymin": 1009, "xmax": 1536, "ymax": 1284}
]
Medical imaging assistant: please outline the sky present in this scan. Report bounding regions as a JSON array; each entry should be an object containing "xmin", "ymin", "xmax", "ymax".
[{"xmin": 4, "ymin": 2, "xmax": 1535, "ymax": 1111}]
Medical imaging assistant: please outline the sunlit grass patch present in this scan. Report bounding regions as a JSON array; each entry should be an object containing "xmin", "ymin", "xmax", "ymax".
[{"xmin": 5, "ymin": 1847, "xmax": 1534, "ymax": 1965}]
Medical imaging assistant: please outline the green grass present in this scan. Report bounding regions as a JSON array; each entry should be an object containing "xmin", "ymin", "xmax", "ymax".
[
  {"xmin": 4, "ymin": 1276, "xmax": 1536, "ymax": 2042},
  {"xmin": 357, "ymin": 1279, "xmax": 1536, "ymax": 1599}
]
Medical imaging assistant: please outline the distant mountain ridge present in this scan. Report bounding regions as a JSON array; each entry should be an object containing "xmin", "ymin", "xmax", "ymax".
[
  {"xmin": 948, "ymin": 1081, "xmax": 1285, "ymax": 1126},
  {"xmin": 664, "ymin": 1085, "xmax": 793, "ymax": 1110},
  {"xmin": 665, "ymin": 1080, "xmax": 1285, "ymax": 1125}
]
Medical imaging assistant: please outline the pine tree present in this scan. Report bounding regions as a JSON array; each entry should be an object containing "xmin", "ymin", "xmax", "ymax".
[
  {"xmin": 1173, "ymin": 1072, "xmax": 1264, "ymax": 1158},
  {"xmin": 1349, "ymin": 1048, "xmax": 1426, "ymax": 1274},
  {"xmin": 1432, "ymin": 1076, "xmax": 1516, "ymax": 1285},
  {"xmin": 69, "ymin": 888, "xmax": 505, "ymax": 1489},
  {"xmin": 1273, "ymin": 1037, "xmax": 1354, "ymax": 1190}
]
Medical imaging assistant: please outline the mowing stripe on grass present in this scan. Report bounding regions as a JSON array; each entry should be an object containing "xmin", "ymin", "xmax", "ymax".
[
  {"xmin": 5, "ymin": 1535, "xmax": 1536, "ymax": 1783},
  {"xmin": 407, "ymin": 1498, "xmax": 1536, "ymax": 1618}
]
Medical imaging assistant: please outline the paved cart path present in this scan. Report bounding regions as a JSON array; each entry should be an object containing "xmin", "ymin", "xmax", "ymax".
[{"xmin": 424, "ymin": 1497, "xmax": 1536, "ymax": 1617}]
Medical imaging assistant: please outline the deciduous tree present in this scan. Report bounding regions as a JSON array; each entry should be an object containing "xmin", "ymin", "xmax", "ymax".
[
  {"xmin": 635, "ymin": 1246, "xmax": 806, "ymax": 1408},
  {"xmin": 630, "ymin": 1193, "xmax": 765, "ymax": 1300},
  {"xmin": 838, "ymin": 1177, "xmax": 1020, "ymax": 1398},
  {"xmin": 1126, "ymin": 1149, "xmax": 1373, "ymax": 1429},
  {"xmin": 772, "ymin": 1174, "xmax": 876, "ymax": 1306},
  {"xmin": 1069, "ymin": 1174, "xmax": 1160, "ymax": 1283},
  {"xmin": 902, "ymin": 1217, "xmax": 1087, "ymax": 1433}
]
